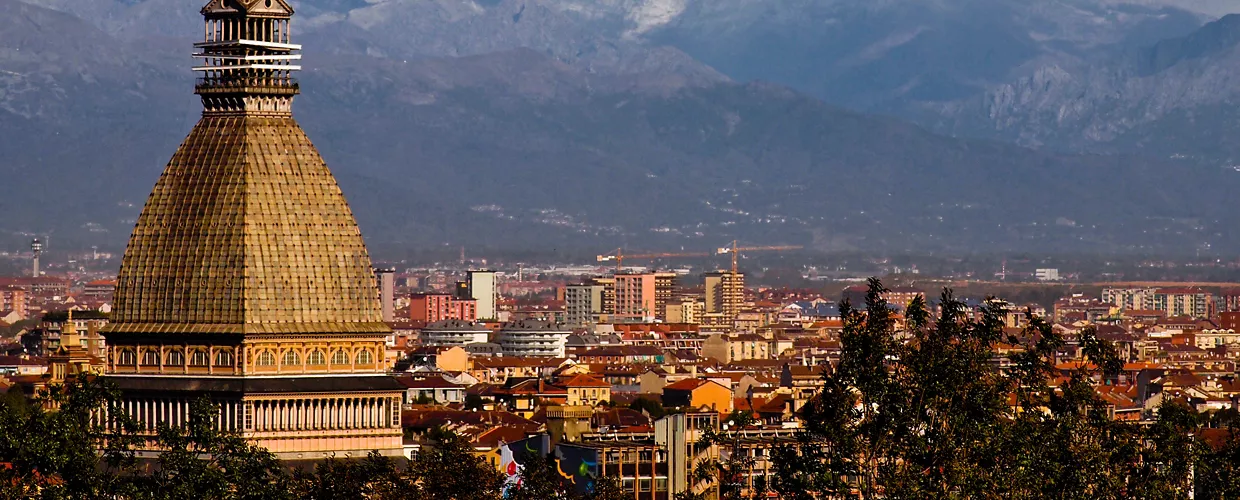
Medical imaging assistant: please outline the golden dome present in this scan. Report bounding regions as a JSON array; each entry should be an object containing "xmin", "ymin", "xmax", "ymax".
[{"xmin": 105, "ymin": 114, "xmax": 388, "ymax": 335}]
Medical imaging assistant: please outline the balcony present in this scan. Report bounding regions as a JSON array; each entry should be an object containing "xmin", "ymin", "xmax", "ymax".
[{"xmin": 195, "ymin": 76, "xmax": 299, "ymax": 95}]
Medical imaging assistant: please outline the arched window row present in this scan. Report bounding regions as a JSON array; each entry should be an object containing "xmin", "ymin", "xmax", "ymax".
[
  {"xmin": 251, "ymin": 347, "xmax": 379, "ymax": 368},
  {"xmin": 115, "ymin": 346, "xmax": 238, "ymax": 369}
]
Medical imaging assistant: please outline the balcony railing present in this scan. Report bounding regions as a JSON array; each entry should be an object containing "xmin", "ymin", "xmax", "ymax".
[{"xmin": 195, "ymin": 76, "xmax": 299, "ymax": 94}]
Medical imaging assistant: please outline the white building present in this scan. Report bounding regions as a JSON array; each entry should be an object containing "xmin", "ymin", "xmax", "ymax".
[
  {"xmin": 468, "ymin": 270, "xmax": 498, "ymax": 320},
  {"xmin": 420, "ymin": 319, "xmax": 492, "ymax": 347},
  {"xmin": 1035, "ymin": 268, "xmax": 1060, "ymax": 281},
  {"xmin": 498, "ymin": 319, "xmax": 572, "ymax": 357}
]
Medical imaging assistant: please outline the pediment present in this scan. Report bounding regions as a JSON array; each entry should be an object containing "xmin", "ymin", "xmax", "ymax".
[{"xmin": 201, "ymin": 0, "xmax": 294, "ymax": 16}]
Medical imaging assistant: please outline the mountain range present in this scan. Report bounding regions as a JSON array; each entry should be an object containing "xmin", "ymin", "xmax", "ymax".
[{"xmin": 4, "ymin": 0, "xmax": 1240, "ymax": 256}]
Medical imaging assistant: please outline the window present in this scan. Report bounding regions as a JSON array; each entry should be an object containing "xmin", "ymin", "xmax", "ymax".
[
  {"xmin": 165, "ymin": 348, "xmax": 185, "ymax": 366},
  {"xmin": 307, "ymin": 349, "xmax": 326, "ymax": 365},
  {"xmin": 215, "ymin": 350, "xmax": 234, "ymax": 367},
  {"xmin": 355, "ymin": 349, "xmax": 373, "ymax": 365},
  {"xmin": 142, "ymin": 349, "xmax": 160, "ymax": 366},
  {"xmin": 256, "ymin": 350, "xmax": 276, "ymax": 366},
  {"xmin": 282, "ymin": 350, "xmax": 300, "ymax": 366},
  {"xmin": 331, "ymin": 349, "xmax": 349, "ymax": 366},
  {"xmin": 117, "ymin": 348, "xmax": 137, "ymax": 366},
  {"xmin": 189, "ymin": 349, "xmax": 209, "ymax": 367}
]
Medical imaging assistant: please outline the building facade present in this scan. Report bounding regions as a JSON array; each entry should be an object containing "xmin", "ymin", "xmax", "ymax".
[
  {"xmin": 614, "ymin": 273, "xmax": 659, "ymax": 323},
  {"xmin": 704, "ymin": 272, "xmax": 744, "ymax": 319},
  {"xmin": 498, "ymin": 319, "xmax": 573, "ymax": 357},
  {"xmin": 467, "ymin": 270, "xmax": 498, "ymax": 320},
  {"xmin": 565, "ymin": 284, "xmax": 605, "ymax": 328},
  {"xmin": 410, "ymin": 293, "xmax": 478, "ymax": 323},
  {"xmin": 419, "ymin": 319, "xmax": 492, "ymax": 347},
  {"xmin": 101, "ymin": 0, "xmax": 403, "ymax": 459}
]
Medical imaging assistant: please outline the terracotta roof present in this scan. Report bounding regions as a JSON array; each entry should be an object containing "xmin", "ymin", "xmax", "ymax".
[
  {"xmin": 560, "ymin": 374, "xmax": 611, "ymax": 388},
  {"xmin": 664, "ymin": 378, "xmax": 711, "ymax": 391},
  {"xmin": 395, "ymin": 375, "xmax": 465, "ymax": 389}
]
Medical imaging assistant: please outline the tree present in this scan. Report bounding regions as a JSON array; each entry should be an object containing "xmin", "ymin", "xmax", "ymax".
[
  {"xmin": 408, "ymin": 430, "xmax": 504, "ymax": 500},
  {"xmin": 628, "ymin": 396, "xmax": 666, "ymax": 419},
  {"xmin": 463, "ymin": 394, "xmax": 486, "ymax": 411},
  {"xmin": 1197, "ymin": 426, "xmax": 1240, "ymax": 498},
  {"xmin": 291, "ymin": 451, "xmax": 416, "ymax": 500},
  {"xmin": 507, "ymin": 453, "xmax": 573, "ymax": 500},
  {"xmin": 688, "ymin": 408, "xmax": 759, "ymax": 500},
  {"xmin": 140, "ymin": 398, "xmax": 293, "ymax": 500},
  {"xmin": 584, "ymin": 474, "xmax": 628, "ymax": 500},
  {"xmin": 0, "ymin": 376, "xmax": 145, "ymax": 499},
  {"xmin": 771, "ymin": 278, "xmax": 1214, "ymax": 499}
]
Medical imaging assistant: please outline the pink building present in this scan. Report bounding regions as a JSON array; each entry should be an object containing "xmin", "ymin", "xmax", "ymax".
[
  {"xmin": 614, "ymin": 273, "xmax": 657, "ymax": 322},
  {"xmin": 410, "ymin": 293, "xmax": 477, "ymax": 323}
]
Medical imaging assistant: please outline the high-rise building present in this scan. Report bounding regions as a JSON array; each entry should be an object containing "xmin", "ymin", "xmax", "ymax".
[
  {"xmin": 0, "ymin": 286, "xmax": 28, "ymax": 318},
  {"xmin": 1101, "ymin": 287, "xmax": 1158, "ymax": 311},
  {"xmin": 564, "ymin": 283, "xmax": 605, "ymax": 328},
  {"xmin": 376, "ymin": 268, "xmax": 395, "ymax": 323},
  {"xmin": 614, "ymin": 273, "xmax": 658, "ymax": 322},
  {"xmin": 466, "ymin": 270, "xmax": 498, "ymax": 320},
  {"xmin": 652, "ymin": 272, "xmax": 678, "ymax": 322},
  {"xmin": 1154, "ymin": 288, "xmax": 1215, "ymax": 319},
  {"xmin": 705, "ymin": 271, "xmax": 744, "ymax": 319},
  {"xmin": 101, "ymin": 0, "xmax": 403, "ymax": 459},
  {"xmin": 410, "ymin": 293, "xmax": 477, "ymax": 323},
  {"xmin": 609, "ymin": 272, "xmax": 677, "ymax": 323}
]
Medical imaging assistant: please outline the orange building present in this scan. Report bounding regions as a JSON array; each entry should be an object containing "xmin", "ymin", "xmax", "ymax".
[
  {"xmin": 0, "ymin": 286, "xmax": 27, "ymax": 318},
  {"xmin": 662, "ymin": 378, "xmax": 733, "ymax": 413}
]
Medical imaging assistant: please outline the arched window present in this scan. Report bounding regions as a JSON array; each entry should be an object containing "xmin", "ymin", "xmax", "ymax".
[
  {"xmin": 355, "ymin": 349, "xmax": 374, "ymax": 365},
  {"xmin": 214, "ymin": 350, "xmax": 234, "ymax": 367},
  {"xmin": 331, "ymin": 349, "xmax": 350, "ymax": 366},
  {"xmin": 189, "ymin": 349, "xmax": 209, "ymax": 367},
  {"xmin": 307, "ymin": 349, "xmax": 326, "ymax": 365},
  {"xmin": 117, "ymin": 348, "xmax": 137, "ymax": 366},
  {"xmin": 256, "ymin": 350, "xmax": 276, "ymax": 366},
  {"xmin": 165, "ymin": 348, "xmax": 185, "ymax": 366},
  {"xmin": 281, "ymin": 350, "xmax": 300, "ymax": 366},
  {"xmin": 142, "ymin": 349, "xmax": 160, "ymax": 366}
]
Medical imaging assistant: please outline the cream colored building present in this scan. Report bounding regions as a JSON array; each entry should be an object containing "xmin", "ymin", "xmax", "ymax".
[{"xmin": 705, "ymin": 271, "xmax": 744, "ymax": 319}]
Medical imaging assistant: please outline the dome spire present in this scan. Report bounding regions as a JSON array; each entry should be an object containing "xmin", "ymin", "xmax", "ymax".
[{"xmin": 193, "ymin": 0, "xmax": 301, "ymax": 115}]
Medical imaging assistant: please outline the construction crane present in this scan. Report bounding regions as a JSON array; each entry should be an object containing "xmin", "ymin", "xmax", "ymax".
[
  {"xmin": 716, "ymin": 240, "xmax": 803, "ymax": 274},
  {"xmin": 597, "ymin": 248, "xmax": 711, "ymax": 271}
]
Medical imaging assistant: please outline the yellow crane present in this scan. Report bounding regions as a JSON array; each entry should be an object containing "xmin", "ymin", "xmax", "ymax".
[
  {"xmin": 716, "ymin": 240, "xmax": 803, "ymax": 274},
  {"xmin": 596, "ymin": 248, "xmax": 711, "ymax": 271}
]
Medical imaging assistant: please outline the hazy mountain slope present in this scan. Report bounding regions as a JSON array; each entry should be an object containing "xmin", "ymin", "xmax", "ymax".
[
  {"xmin": 646, "ymin": 0, "xmax": 1208, "ymax": 112},
  {"xmin": 24, "ymin": 0, "xmax": 1212, "ymax": 111},
  {"xmin": 929, "ymin": 14, "xmax": 1240, "ymax": 161},
  {"xmin": 3, "ymin": 0, "xmax": 1239, "ymax": 256}
]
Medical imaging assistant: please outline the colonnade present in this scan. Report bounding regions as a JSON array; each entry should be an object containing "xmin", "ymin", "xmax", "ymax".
[
  {"xmin": 248, "ymin": 396, "xmax": 398, "ymax": 432},
  {"xmin": 114, "ymin": 398, "xmax": 243, "ymax": 432},
  {"xmin": 103, "ymin": 396, "xmax": 400, "ymax": 435}
]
